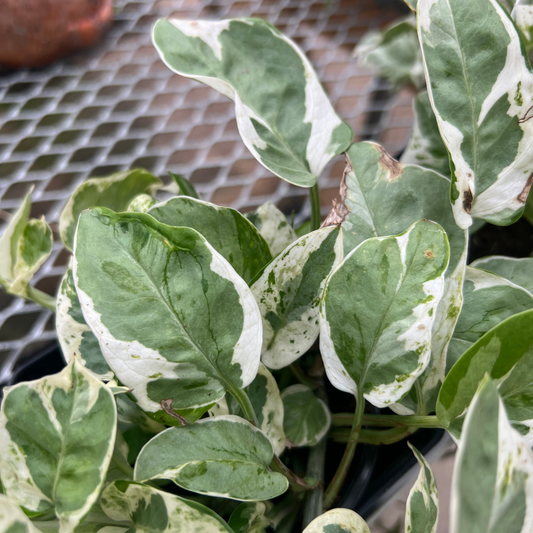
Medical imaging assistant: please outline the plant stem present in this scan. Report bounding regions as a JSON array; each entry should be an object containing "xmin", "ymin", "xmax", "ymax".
[
  {"xmin": 330, "ymin": 426, "xmax": 416, "ymax": 445},
  {"xmin": 26, "ymin": 286, "xmax": 56, "ymax": 310},
  {"xmin": 270, "ymin": 455, "xmax": 318, "ymax": 493},
  {"xmin": 226, "ymin": 381, "xmax": 259, "ymax": 426},
  {"xmin": 331, "ymin": 413, "xmax": 443, "ymax": 429},
  {"xmin": 310, "ymin": 183, "xmax": 321, "ymax": 231},
  {"xmin": 302, "ymin": 435, "xmax": 327, "ymax": 527},
  {"xmin": 324, "ymin": 393, "xmax": 365, "ymax": 509},
  {"xmin": 290, "ymin": 362, "xmax": 319, "ymax": 390}
]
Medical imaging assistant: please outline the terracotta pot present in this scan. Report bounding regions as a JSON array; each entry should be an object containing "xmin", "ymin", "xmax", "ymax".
[{"xmin": 0, "ymin": 0, "xmax": 113, "ymax": 69}]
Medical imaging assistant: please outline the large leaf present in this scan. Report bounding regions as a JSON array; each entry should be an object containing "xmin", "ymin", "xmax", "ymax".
[
  {"xmin": 437, "ymin": 309, "xmax": 533, "ymax": 443},
  {"xmin": 450, "ymin": 378, "xmax": 533, "ymax": 533},
  {"xmin": 470, "ymin": 255, "xmax": 533, "ymax": 294},
  {"xmin": 228, "ymin": 502, "xmax": 272, "ymax": 533},
  {"xmin": 59, "ymin": 169, "xmax": 161, "ymax": 249},
  {"xmin": 400, "ymin": 91, "xmax": 450, "ymax": 178},
  {"xmin": 340, "ymin": 142, "xmax": 468, "ymax": 413},
  {"xmin": 0, "ymin": 358, "xmax": 116, "ymax": 532},
  {"xmin": 0, "ymin": 495, "xmax": 42, "ymax": 533},
  {"xmin": 321, "ymin": 219, "xmax": 449, "ymax": 407},
  {"xmin": 152, "ymin": 18, "xmax": 352, "ymax": 188},
  {"xmin": 447, "ymin": 266, "xmax": 533, "ymax": 371},
  {"xmin": 405, "ymin": 443, "xmax": 439, "ymax": 533},
  {"xmin": 281, "ymin": 385, "xmax": 330, "ymax": 447},
  {"xmin": 101, "ymin": 481, "xmax": 233, "ymax": 533},
  {"xmin": 134, "ymin": 415, "xmax": 288, "ymax": 501},
  {"xmin": 303, "ymin": 509, "xmax": 371, "ymax": 533},
  {"xmin": 252, "ymin": 226, "xmax": 343, "ymax": 370},
  {"xmin": 418, "ymin": 0, "xmax": 533, "ymax": 228},
  {"xmin": 149, "ymin": 197, "xmax": 272, "ymax": 285},
  {"xmin": 73, "ymin": 208, "xmax": 262, "ymax": 422}
]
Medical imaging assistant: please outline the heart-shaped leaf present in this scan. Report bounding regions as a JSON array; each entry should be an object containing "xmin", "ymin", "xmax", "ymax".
[
  {"xmin": 0, "ymin": 495, "xmax": 42, "ymax": 533},
  {"xmin": 470, "ymin": 255, "xmax": 533, "ymax": 294},
  {"xmin": 134, "ymin": 415, "xmax": 288, "ymax": 501},
  {"xmin": 303, "ymin": 509, "xmax": 371, "ymax": 533},
  {"xmin": 152, "ymin": 18, "xmax": 352, "ymax": 188}
]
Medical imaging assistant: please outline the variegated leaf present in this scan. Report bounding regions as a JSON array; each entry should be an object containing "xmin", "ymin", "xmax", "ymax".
[
  {"xmin": 105, "ymin": 430, "xmax": 133, "ymax": 483},
  {"xmin": 303, "ymin": 509, "xmax": 371, "ymax": 533},
  {"xmin": 513, "ymin": 1, "xmax": 533, "ymax": 48},
  {"xmin": 281, "ymin": 385, "xmax": 330, "ymax": 447},
  {"xmin": 252, "ymin": 226, "xmax": 343, "ymax": 370},
  {"xmin": 400, "ymin": 91, "xmax": 450, "ymax": 178},
  {"xmin": 246, "ymin": 202, "xmax": 297, "ymax": 257},
  {"xmin": 321, "ymin": 219, "xmax": 449, "ymax": 407},
  {"xmin": 451, "ymin": 377, "xmax": 533, "ymax": 533},
  {"xmin": 405, "ymin": 443, "xmax": 439, "ymax": 533},
  {"xmin": 126, "ymin": 193, "xmax": 157, "ymax": 213},
  {"xmin": 229, "ymin": 502, "xmax": 272, "ymax": 533},
  {"xmin": 0, "ymin": 358, "xmax": 116, "ymax": 533},
  {"xmin": 149, "ymin": 196, "xmax": 272, "ymax": 285},
  {"xmin": 152, "ymin": 18, "xmax": 352, "ymax": 188},
  {"xmin": 470, "ymin": 255, "xmax": 533, "ymax": 294},
  {"xmin": 447, "ymin": 266, "xmax": 533, "ymax": 371},
  {"xmin": 101, "ymin": 481, "xmax": 233, "ymax": 533},
  {"xmin": 73, "ymin": 208, "xmax": 262, "ymax": 422},
  {"xmin": 134, "ymin": 415, "xmax": 288, "ymax": 501},
  {"xmin": 59, "ymin": 169, "xmax": 161, "ymax": 250},
  {"xmin": 0, "ymin": 494, "xmax": 42, "ymax": 533},
  {"xmin": 438, "ymin": 309, "xmax": 533, "ymax": 443},
  {"xmin": 418, "ymin": 0, "xmax": 533, "ymax": 228},
  {"xmin": 164, "ymin": 171, "xmax": 200, "ymax": 198},
  {"xmin": 341, "ymin": 142, "xmax": 467, "ymax": 413}
]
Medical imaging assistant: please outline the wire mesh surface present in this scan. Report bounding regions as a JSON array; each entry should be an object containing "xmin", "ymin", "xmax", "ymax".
[{"xmin": 0, "ymin": 0, "xmax": 412, "ymax": 382}]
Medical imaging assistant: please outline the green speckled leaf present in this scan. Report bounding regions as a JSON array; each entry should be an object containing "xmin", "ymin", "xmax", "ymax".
[
  {"xmin": 321, "ymin": 219, "xmax": 449, "ymax": 407},
  {"xmin": 152, "ymin": 18, "xmax": 352, "ymax": 188},
  {"xmin": 470, "ymin": 255, "xmax": 533, "ymax": 294},
  {"xmin": 0, "ymin": 495, "xmax": 41, "ymax": 533},
  {"xmin": 303, "ymin": 509, "xmax": 371, "ymax": 533},
  {"xmin": 229, "ymin": 502, "xmax": 272, "ymax": 533},
  {"xmin": 134, "ymin": 415, "xmax": 288, "ymax": 501}
]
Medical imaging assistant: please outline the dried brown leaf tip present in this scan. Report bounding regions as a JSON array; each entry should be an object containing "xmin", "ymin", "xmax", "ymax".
[
  {"xmin": 377, "ymin": 145, "xmax": 403, "ymax": 182},
  {"xmin": 462, "ymin": 189, "xmax": 473, "ymax": 214},
  {"xmin": 160, "ymin": 398, "xmax": 189, "ymax": 426},
  {"xmin": 518, "ymin": 172, "xmax": 533, "ymax": 204},
  {"xmin": 321, "ymin": 155, "xmax": 350, "ymax": 227}
]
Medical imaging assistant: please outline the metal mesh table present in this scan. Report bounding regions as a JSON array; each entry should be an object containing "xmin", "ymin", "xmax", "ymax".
[{"xmin": 0, "ymin": 0, "xmax": 412, "ymax": 382}]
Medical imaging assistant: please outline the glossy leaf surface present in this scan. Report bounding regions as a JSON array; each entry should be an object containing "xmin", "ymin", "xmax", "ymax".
[
  {"xmin": 228, "ymin": 502, "xmax": 271, "ymax": 533},
  {"xmin": 303, "ymin": 509, "xmax": 371, "ymax": 533},
  {"xmin": 470, "ymin": 255, "xmax": 533, "ymax": 294}
]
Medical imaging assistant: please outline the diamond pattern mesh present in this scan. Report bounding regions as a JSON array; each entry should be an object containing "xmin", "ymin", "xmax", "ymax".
[{"xmin": 0, "ymin": 0, "xmax": 412, "ymax": 382}]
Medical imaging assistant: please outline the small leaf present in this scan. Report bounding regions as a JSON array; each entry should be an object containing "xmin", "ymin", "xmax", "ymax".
[
  {"xmin": 165, "ymin": 171, "xmax": 200, "ymax": 199},
  {"xmin": 229, "ymin": 502, "xmax": 272, "ymax": 533},
  {"xmin": 281, "ymin": 385, "xmax": 330, "ymax": 447},
  {"xmin": 405, "ymin": 443, "xmax": 439, "ymax": 533},
  {"xmin": 149, "ymin": 196, "xmax": 272, "ymax": 285},
  {"xmin": 0, "ymin": 358, "xmax": 116, "ymax": 532},
  {"xmin": 303, "ymin": 509, "xmax": 371, "ymax": 533},
  {"xmin": 152, "ymin": 18, "xmax": 352, "ymax": 188},
  {"xmin": 126, "ymin": 193, "xmax": 158, "ymax": 213},
  {"xmin": 321, "ymin": 219, "xmax": 449, "ymax": 407},
  {"xmin": 59, "ymin": 169, "xmax": 161, "ymax": 249},
  {"xmin": 134, "ymin": 415, "xmax": 288, "ymax": 501},
  {"xmin": 0, "ymin": 494, "xmax": 42, "ymax": 533},
  {"xmin": 252, "ymin": 226, "xmax": 343, "ymax": 370},
  {"xmin": 470, "ymin": 255, "xmax": 533, "ymax": 294}
]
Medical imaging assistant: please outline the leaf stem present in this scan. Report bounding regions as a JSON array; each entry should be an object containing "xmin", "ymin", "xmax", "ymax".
[
  {"xmin": 226, "ymin": 381, "xmax": 259, "ymax": 426},
  {"xmin": 302, "ymin": 435, "xmax": 327, "ymax": 527},
  {"xmin": 270, "ymin": 455, "xmax": 318, "ymax": 493},
  {"xmin": 25, "ymin": 286, "xmax": 56, "ymax": 310},
  {"xmin": 310, "ymin": 183, "xmax": 321, "ymax": 231},
  {"xmin": 331, "ymin": 413, "xmax": 443, "ymax": 429},
  {"xmin": 290, "ymin": 362, "xmax": 319, "ymax": 390},
  {"xmin": 330, "ymin": 426, "xmax": 416, "ymax": 445}
]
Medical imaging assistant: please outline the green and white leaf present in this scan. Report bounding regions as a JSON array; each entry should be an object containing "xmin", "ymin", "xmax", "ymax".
[
  {"xmin": 163, "ymin": 171, "xmax": 200, "ymax": 199},
  {"xmin": 281, "ymin": 385, "xmax": 330, "ymax": 447},
  {"xmin": 0, "ymin": 358, "xmax": 116, "ymax": 532},
  {"xmin": 152, "ymin": 18, "xmax": 352, "ymax": 188},
  {"xmin": 405, "ymin": 443, "xmax": 439, "ymax": 533},
  {"xmin": 321, "ymin": 219, "xmax": 449, "ymax": 407},
  {"xmin": 252, "ymin": 226, "xmax": 343, "ymax": 370},
  {"xmin": 59, "ymin": 169, "xmax": 162, "ymax": 249},
  {"xmin": 303, "ymin": 509, "xmax": 371, "ymax": 533},
  {"xmin": 418, "ymin": 0, "xmax": 533, "ymax": 228},
  {"xmin": 341, "ymin": 142, "xmax": 468, "ymax": 413},
  {"xmin": 228, "ymin": 502, "xmax": 272, "ymax": 533},
  {"xmin": 438, "ymin": 309, "xmax": 533, "ymax": 444},
  {"xmin": 149, "ymin": 196, "xmax": 272, "ymax": 285},
  {"xmin": 513, "ymin": 1, "xmax": 533, "ymax": 48},
  {"xmin": 354, "ymin": 16, "xmax": 424, "ymax": 89},
  {"xmin": 73, "ymin": 208, "xmax": 262, "ymax": 422},
  {"xmin": 245, "ymin": 202, "xmax": 297, "ymax": 257},
  {"xmin": 134, "ymin": 415, "xmax": 288, "ymax": 501},
  {"xmin": 101, "ymin": 481, "xmax": 233, "ymax": 533},
  {"xmin": 447, "ymin": 266, "xmax": 533, "ymax": 371},
  {"xmin": 105, "ymin": 430, "xmax": 133, "ymax": 483},
  {"xmin": 450, "ymin": 377, "xmax": 533, "ymax": 533},
  {"xmin": 400, "ymin": 91, "xmax": 450, "ymax": 178},
  {"xmin": 126, "ymin": 194, "xmax": 157, "ymax": 213},
  {"xmin": 0, "ymin": 494, "xmax": 42, "ymax": 533},
  {"xmin": 470, "ymin": 255, "xmax": 533, "ymax": 294}
]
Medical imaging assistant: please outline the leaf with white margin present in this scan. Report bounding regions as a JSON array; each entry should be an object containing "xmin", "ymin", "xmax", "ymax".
[
  {"xmin": 164, "ymin": 171, "xmax": 200, "ymax": 199},
  {"xmin": 418, "ymin": 0, "xmax": 533, "ymax": 229},
  {"xmin": 470, "ymin": 255, "xmax": 533, "ymax": 295},
  {"xmin": 149, "ymin": 196, "xmax": 272, "ymax": 285},
  {"xmin": 446, "ymin": 266, "xmax": 533, "ymax": 371},
  {"xmin": 252, "ymin": 226, "xmax": 343, "ymax": 370},
  {"xmin": 101, "ymin": 481, "xmax": 234, "ymax": 533},
  {"xmin": 405, "ymin": 443, "xmax": 439, "ymax": 533},
  {"xmin": 152, "ymin": 18, "xmax": 352, "ymax": 188},
  {"xmin": 126, "ymin": 194, "xmax": 157, "ymax": 213},
  {"xmin": 303, "ymin": 509, "xmax": 371, "ymax": 533},
  {"xmin": 56, "ymin": 260, "xmax": 112, "ymax": 380},
  {"xmin": 73, "ymin": 208, "xmax": 262, "ymax": 423},
  {"xmin": 340, "ymin": 142, "xmax": 467, "ymax": 414},
  {"xmin": 321, "ymin": 219, "xmax": 449, "ymax": 408},
  {"xmin": 134, "ymin": 415, "xmax": 288, "ymax": 501},
  {"xmin": 450, "ymin": 377, "xmax": 533, "ymax": 533},
  {"xmin": 246, "ymin": 202, "xmax": 297, "ymax": 257},
  {"xmin": 0, "ymin": 494, "xmax": 42, "ymax": 533},
  {"xmin": 229, "ymin": 502, "xmax": 272, "ymax": 533},
  {"xmin": 512, "ymin": 1, "xmax": 533, "ymax": 49},
  {"xmin": 59, "ymin": 169, "xmax": 161, "ymax": 250},
  {"xmin": 281, "ymin": 385, "xmax": 330, "ymax": 447},
  {"xmin": 400, "ymin": 91, "xmax": 450, "ymax": 178},
  {"xmin": 0, "ymin": 358, "xmax": 116, "ymax": 532},
  {"xmin": 438, "ymin": 309, "xmax": 533, "ymax": 443}
]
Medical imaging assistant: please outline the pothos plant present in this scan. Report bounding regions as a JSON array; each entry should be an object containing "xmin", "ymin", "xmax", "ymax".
[{"xmin": 1, "ymin": 0, "xmax": 533, "ymax": 532}]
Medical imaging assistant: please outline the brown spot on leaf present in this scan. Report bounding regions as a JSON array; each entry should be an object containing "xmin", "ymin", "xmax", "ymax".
[
  {"xmin": 376, "ymin": 145, "xmax": 403, "ymax": 182},
  {"xmin": 424, "ymin": 250, "xmax": 434, "ymax": 259},
  {"xmin": 462, "ymin": 189, "xmax": 473, "ymax": 214},
  {"xmin": 518, "ymin": 173, "xmax": 533, "ymax": 203},
  {"xmin": 321, "ymin": 155, "xmax": 350, "ymax": 227},
  {"xmin": 417, "ymin": 324, "xmax": 426, "ymax": 330},
  {"xmin": 160, "ymin": 398, "xmax": 189, "ymax": 426}
]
